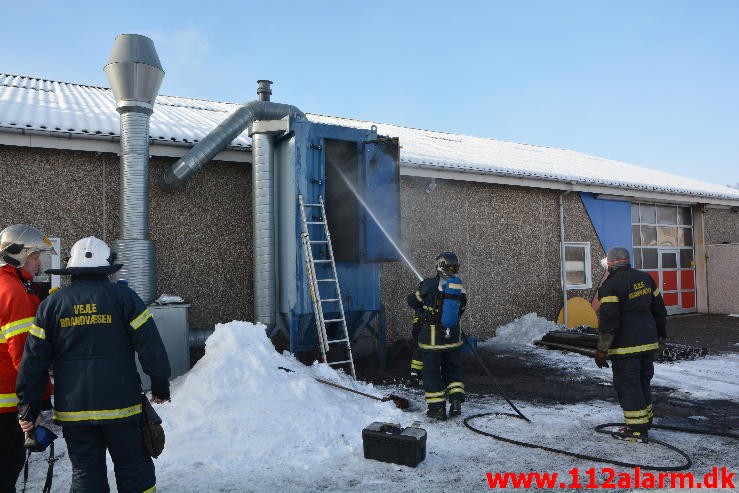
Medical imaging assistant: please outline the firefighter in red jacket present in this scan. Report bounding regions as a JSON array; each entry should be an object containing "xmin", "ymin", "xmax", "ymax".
[
  {"xmin": 596, "ymin": 246, "xmax": 667, "ymax": 442},
  {"xmin": 0, "ymin": 225, "xmax": 55, "ymax": 492}
]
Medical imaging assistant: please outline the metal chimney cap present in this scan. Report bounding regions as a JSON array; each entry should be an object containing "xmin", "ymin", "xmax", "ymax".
[
  {"xmin": 257, "ymin": 80, "xmax": 273, "ymax": 101},
  {"xmin": 104, "ymin": 34, "xmax": 165, "ymax": 108},
  {"xmin": 105, "ymin": 34, "xmax": 163, "ymax": 71}
]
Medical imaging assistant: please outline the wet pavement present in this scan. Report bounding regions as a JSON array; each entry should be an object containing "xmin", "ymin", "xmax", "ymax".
[{"xmin": 357, "ymin": 314, "xmax": 739, "ymax": 435}]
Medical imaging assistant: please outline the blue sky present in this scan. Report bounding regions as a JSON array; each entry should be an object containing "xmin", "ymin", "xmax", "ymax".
[{"xmin": 3, "ymin": 0, "xmax": 738, "ymax": 188}]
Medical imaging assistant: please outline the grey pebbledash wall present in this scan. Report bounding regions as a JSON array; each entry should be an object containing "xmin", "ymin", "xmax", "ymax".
[{"xmin": 0, "ymin": 145, "xmax": 252, "ymax": 328}]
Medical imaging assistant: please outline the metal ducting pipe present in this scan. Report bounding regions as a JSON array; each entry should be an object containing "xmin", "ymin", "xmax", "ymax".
[
  {"xmin": 159, "ymin": 82, "xmax": 305, "ymax": 329},
  {"xmin": 104, "ymin": 34, "xmax": 164, "ymax": 304}
]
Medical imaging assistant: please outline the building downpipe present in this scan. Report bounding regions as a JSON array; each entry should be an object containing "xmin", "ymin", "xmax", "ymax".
[
  {"xmin": 159, "ymin": 82, "xmax": 305, "ymax": 329},
  {"xmin": 104, "ymin": 34, "xmax": 164, "ymax": 304}
]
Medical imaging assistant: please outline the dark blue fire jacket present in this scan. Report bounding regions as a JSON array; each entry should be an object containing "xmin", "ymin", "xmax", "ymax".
[
  {"xmin": 407, "ymin": 276, "xmax": 467, "ymax": 351},
  {"xmin": 598, "ymin": 266, "xmax": 667, "ymax": 357},
  {"xmin": 17, "ymin": 270, "xmax": 170, "ymax": 425}
]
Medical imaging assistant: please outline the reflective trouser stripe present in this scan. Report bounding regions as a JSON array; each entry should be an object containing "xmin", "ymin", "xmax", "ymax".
[
  {"xmin": 646, "ymin": 403, "xmax": 653, "ymax": 418},
  {"xmin": 600, "ymin": 296, "xmax": 619, "ymax": 303},
  {"xmin": 624, "ymin": 406, "xmax": 651, "ymax": 425},
  {"xmin": 410, "ymin": 359, "xmax": 423, "ymax": 370},
  {"xmin": 143, "ymin": 486, "xmax": 156, "ymax": 493},
  {"xmin": 608, "ymin": 342, "xmax": 660, "ymax": 356},
  {"xmin": 0, "ymin": 392, "xmax": 19, "ymax": 408},
  {"xmin": 447, "ymin": 382, "xmax": 465, "ymax": 396},
  {"xmin": 54, "ymin": 404, "xmax": 142, "ymax": 422},
  {"xmin": 425, "ymin": 391, "xmax": 446, "ymax": 404}
]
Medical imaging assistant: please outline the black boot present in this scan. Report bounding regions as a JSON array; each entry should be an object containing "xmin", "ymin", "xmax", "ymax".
[
  {"xmin": 449, "ymin": 400, "xmax": 462, "ymax": 417},
  {"xmin": 426, "ymin": 406, "xmax": 447, "ymax": 421}
]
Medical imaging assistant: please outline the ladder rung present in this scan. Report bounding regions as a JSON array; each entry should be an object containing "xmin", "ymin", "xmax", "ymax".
[
  {"xmin": 310, "ymin": 240, "xmax": 329, "ymax": 244},
  {"xmin": 328, "ymin": 338, "xmax": 348, "ymax": 344},
  {"xmin": 323, "ymin": 318, "xmax": 344, "ymax": 323},
  {"xmin": 329, "ymin": 360, "xmax": 352, "ymax": 365},
  {"xmin": 306, "ymin": 221, "xmax": 326, "ymax": 225},
  {"xmin": 321, "ymin": 298, "xmax": 339, "ymax": 302},
  {"xmin": 313, "ymin": 260, "xmax": 332, "ymax": 263},
  {"xmin": 303, "ymin": 203, "xmax": 322, "ymax": 207},
  {"xmin": 317, "ymin": 279, "xmax": 337, "ymax": 282}
]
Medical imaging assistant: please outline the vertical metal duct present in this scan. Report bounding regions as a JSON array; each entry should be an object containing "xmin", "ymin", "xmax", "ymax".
[
  {"xmin": 104, "ymin": 34, "xmax": 164, "ymax": 304},
  {"xmin": 159, "ymin": 81, "xmax": 304, "ymax": 329}
]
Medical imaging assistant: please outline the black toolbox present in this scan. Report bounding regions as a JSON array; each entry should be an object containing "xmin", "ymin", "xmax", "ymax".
[{"xmin": 362, "ymin": 422, "xmax": 427, "ymax": 467}]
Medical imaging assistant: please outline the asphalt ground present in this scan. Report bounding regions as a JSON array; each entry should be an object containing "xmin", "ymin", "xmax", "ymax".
[{"xmin": 357, "ymin": 314, "xmax": 739, "ymax": 434}]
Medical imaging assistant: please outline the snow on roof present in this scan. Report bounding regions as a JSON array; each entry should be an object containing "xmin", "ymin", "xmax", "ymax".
[{"xmin": 2, "ymin": 73, "xmax": 738, "ymax": 202}]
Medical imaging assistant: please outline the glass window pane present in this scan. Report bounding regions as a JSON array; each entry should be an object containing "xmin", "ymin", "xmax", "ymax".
[
  {"xmin": 566, "ymin": 270, "xmax": 585, "ymax": 285},
  {"xmin": 657, "ymin": 226, "xmax": 678, "ymax": 246},
  {"xmin": 678, "ymin": 207, "xmax": 692, "ymax": 225},
  {"xmin": 680, "ymin": 249, "xmax": 694, "ymax": 268},
  {"xmin": 632, "ymin": 225, "xmax": 642, "ymax": 246},
  {"xmin": 640, "ymin": 204, "xmax": 656, "ymax": 224},
  {"xmin": 661, "ymin": 252, "xmax": 677, "ymax": 269},
  {"xmin": 565, "ymin": 245, "xmax": 585, "ymax": 262},
  {"xmin": 657, "ymin": 205, "xmax": 677, "ymax": 225},
  {"xmin": 643, "ymin": 249, "xmax": 658, "ymax": 269},
  {"xmin": 641, "ymin": 225, "xmax": 657, "ymax": 246},
  {"xmin": 632, "ymin": 248, "xmax": 642, "ymax": 269},
  {"xmin": 678, "ymin": 227, "xmax": 693, "ymax": 246},
  {"xmin": 631, "ymin": 204, "xmax": 640, "ymax": 224}
]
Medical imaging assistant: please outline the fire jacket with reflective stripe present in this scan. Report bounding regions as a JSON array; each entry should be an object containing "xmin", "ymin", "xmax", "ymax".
[
  {"xmin": 17, "ymin": 272, "xmax": 171, "ymax": 425},
  {"xmin": 407, "ymin": 276, "xmax": 467, "ymax": 351},
  {"xmin": 0, "ymin": 264, "xmax": 52, "ymax": 414},
  {"xmin": 597, "ymin": 266, "xmax": 667, "ymax": 357}
]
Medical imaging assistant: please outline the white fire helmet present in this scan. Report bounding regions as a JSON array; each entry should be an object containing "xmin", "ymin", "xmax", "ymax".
[
  {"xmin": 0, "ymin": 224, "xmax": 56, "ymax": 267},
  {"xmin": 67, "ymin": 236, "xmax": 112, "ymax": 268}
]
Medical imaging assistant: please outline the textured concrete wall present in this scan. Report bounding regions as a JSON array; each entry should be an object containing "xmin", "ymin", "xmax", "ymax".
[
  {"xmin": 0, "ymin": 145, "xmax": 252, "ymax": 328},
  {"xmin": 380, "ymin": 177, "xmax": 606, "ymax": 342},
  {"xmin": 1, "ymin": 145, "xmax": 610, "ymax": 342},
  {"xmin": 703, "ymin": 208, "xmax": 739, "ymax": 245},
  {"xmin": 706, "ymin": 243, "xmax": 739, "ymax": 314}
]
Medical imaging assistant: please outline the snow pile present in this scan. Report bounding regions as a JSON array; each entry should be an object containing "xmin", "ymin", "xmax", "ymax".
[
  {"xmin": 480, "ymin": 312, "xmax": 559, "ymax": 348},
  {"xmin": 154, "ymin": 321, "xmax": 404, "ymax": 488}
]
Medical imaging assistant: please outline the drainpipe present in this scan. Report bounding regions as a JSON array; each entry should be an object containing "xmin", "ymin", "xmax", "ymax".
[
  {"xmin": 104, "ymin": 34, "xmax": 164, "ymax": 304},
  {"xmin": 159, "ymin": 81, "xmax": 304, "ymax": 329},
  {"xmin": 559, "ymin": 190, "xmax": 572, "ymax": 328}
]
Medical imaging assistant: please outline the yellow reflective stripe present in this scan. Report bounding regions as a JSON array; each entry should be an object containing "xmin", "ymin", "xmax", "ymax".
[
  {"xmin": 430, "ymin": 324, "xmax": 436, "ymax": 346},
  {"xmin": 425, "ymin": 391, "xmax": 445, "ymax": 398},
  {"xmin": 418, "ymin": 340, "xmax": 463, "ymax": 350},
  {"xmin": 625, "ymin": 416, "xmax": 650, "ymax": 425},
  {"xmin": 608, "ymin": 342, "xmax": 660, "ymax": 355},
  {"xmin": 415, "ymin": 292, "xmax": 423, "ymax": 302},
  {"xmin": 54, "ymin": 403, "xmax": 142, "ymax": 422},
  {"xmin": 600, "ymin": 296, "xmax": 619, "ymax": 303},
  {"xmin": 29, "ymin": 324, "xmax": 46, "ymax": 340},
  {"xmin": 143, "ymin": 486, "xmax": 156, "ymax": 493},
  {"xmin": 410, "ymin": 360, "xmax": 423, "ymax": 370},
  {"xmin": 130, "ymin": 309, "xmax": 152, "ymax": 330},
  {"xmin": 447, "ymin": 382, "xmax": 464, "ymax": 390},
  {"xmin": 448, "ymin": 283, "xmax": 463, "ymax": 290},
  {"xmin": 1, "ymin": 316, "xmax": 35, "ymax": 339},
  {"xmin": 448, "ymin": 388, "xmax": 465, "ymax": 395},
  {"xmin": 425, "ymin": 397, "xmax": 446, "ymax": 404},
  {"xmin": 653, "ymin": 288, "xmax": 661, "ymax": 296},
  {"xmin": 0, "ymin": 392, "xmax": 19, "ymax": 407},
  {"xmin": 623, "ymin": 408, "xmax": 650, "ymax": 418}
]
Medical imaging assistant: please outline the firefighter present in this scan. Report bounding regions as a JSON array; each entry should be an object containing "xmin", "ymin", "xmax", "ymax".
[
  {"xmin": 407, "ymin": 252, "xmax": 467, "ymax": 420},
  {"xmin": 595, "ymin": 246, "xmax": 667, "ymax": 442},
  {"xmin": 16, "ymin": 236, "xmax": 171, "ymax": 492},
  {"xmin": 0, "ymin": 225, "xmax": 55, "ymax": 493}
]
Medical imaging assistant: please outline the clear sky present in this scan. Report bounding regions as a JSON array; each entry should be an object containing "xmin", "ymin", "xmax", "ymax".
[{"xmin": 3, "ymin": 0, "xmax": 738, "ymax": 188}]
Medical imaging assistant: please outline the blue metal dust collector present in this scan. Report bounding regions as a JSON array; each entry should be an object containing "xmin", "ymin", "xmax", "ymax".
[{"xmin": 272, "ymin": 119, "xmax": 401, "ymax": 353}]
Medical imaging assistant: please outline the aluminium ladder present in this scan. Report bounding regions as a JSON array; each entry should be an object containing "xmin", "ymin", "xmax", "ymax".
[{"xmin": 298, "ymin": 194, "xmax": 356, "ymax": 379}]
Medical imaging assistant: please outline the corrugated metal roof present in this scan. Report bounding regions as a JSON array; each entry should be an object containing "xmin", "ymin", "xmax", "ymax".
[{"xmin": 1, "ymin": 73, "xmax": 738, "ymax": 202}]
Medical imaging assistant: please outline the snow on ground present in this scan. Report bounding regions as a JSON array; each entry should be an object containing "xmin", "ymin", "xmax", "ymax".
[{"xmin": 20, "ymin": 317, "xmax": 738, "ymax": 492}]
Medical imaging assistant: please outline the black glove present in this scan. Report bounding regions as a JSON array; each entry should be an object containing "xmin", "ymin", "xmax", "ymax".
[
  {"xmin": 17, "ymin": 402, "xmax": 40, "ymax": 424},
  {"xmin": 594, "ymin": 350, "xmax": 609, "ymax": 369},
  {"xmin": 149, "ymin": 377, "xmax": 171, "ymax": 401}
]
